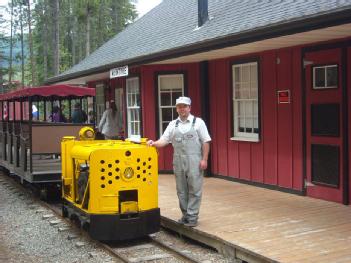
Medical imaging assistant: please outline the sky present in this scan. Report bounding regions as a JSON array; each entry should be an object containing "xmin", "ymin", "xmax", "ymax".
[{"xmin": 136, "ymin": 0, "xmax": 162, "ymax": 18}]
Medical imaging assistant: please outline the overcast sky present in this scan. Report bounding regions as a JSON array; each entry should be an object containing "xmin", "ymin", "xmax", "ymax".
[{"xmin": 136, "ymin": 0, "xmax": 162, "ymax": 17}]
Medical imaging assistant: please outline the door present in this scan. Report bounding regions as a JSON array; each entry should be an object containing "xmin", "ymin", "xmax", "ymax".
[{"xmin": 305, "ymin": 48, "xmax": 344, "ymax": 203}]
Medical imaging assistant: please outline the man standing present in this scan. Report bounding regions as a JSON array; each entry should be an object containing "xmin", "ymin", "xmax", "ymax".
[{"xmin": 147, "ymin": 96, "xmax": 211, "ymax": 227}]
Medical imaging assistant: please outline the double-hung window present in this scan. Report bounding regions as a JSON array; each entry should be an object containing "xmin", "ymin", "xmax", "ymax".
[
  {"xmin": 232, "ymin": 61, "xmax": 259, "ymax": 141},
  {"xmin": 126, "ymin": 77, "xmax": 141, "ymax": 137},
  {"xmin": 158, "ymin": 74, "xmax": 184, "ymax": 135}
]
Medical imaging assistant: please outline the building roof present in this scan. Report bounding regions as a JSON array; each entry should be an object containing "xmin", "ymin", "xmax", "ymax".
[{"xmin": 47, "ymin": 0, "xmax": 351, "ymax": 83}]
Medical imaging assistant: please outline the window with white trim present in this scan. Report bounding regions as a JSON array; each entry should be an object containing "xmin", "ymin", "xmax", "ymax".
[
  {"xmin": 313, "ymin": 64, "xmax": 338, "ymax": 89},
  {"xmin": 126, "ymin": 77, "xmax": 141, "ymax": 137},
  {"xmin": 158, "ymin": 74, "xmax": 184, "ymax": 135},
  {"xmin": 232, "ymin": 62, "xmax": 259, "ymax": 141}
]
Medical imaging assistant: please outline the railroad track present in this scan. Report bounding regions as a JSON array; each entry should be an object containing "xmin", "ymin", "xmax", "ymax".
[
  {"xmin": 101, "ymin": 235, "xmax": 203, "ymax": 263},
  {"xmin": 0, "ymin": 172, "xmax": 204, "ymax": 263}
]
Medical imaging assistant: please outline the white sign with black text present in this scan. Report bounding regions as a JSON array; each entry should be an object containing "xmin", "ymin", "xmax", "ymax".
[{"xmin": 110, "ymin": 66, "xmax": 128, "ymax": 79}]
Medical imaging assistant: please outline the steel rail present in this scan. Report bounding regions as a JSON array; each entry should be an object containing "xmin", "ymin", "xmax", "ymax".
[{"xmin": 149, "ymin": 235, "xmax": 203, "ymax": 263}]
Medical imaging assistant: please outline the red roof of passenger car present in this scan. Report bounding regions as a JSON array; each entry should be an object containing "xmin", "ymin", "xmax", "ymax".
[{"xmin": 0, "ymin": 85, "xmax": 95, "ymax": 101}]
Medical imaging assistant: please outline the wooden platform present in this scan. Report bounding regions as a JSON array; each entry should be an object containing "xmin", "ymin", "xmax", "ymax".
[{"xmin": 158, "ymin": 174, "xmax": 351, "ymax": 263}]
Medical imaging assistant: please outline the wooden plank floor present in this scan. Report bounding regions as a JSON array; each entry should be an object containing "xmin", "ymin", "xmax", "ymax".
[{"xmin": 158, "ymin": 174, "xmax": 351, "ymax": 263}]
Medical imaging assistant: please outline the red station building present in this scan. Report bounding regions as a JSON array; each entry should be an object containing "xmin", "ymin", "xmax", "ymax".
[{"xmin": 47, "ymin": 0, "xmax": 351, "ymax": 204}]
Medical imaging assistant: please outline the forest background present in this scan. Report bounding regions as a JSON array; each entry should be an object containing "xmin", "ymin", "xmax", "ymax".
[{"xmin": 0, "ymin": 0, "xmax": 155, "ymax": 93}]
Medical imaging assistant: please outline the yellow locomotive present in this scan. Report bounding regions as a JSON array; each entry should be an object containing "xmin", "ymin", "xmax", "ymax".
[{"xmin": 61, "ymin": 127, "xmax": 160, "ymax": 240}]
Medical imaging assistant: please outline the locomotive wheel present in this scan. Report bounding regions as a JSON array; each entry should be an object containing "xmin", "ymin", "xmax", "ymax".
[
  {"xmin": 62, "ymin": 206, "xmax": 68, "ymax": 218},
  {"xmin": 39, "ymin": 188, "xmax": 48, "ymax": 200}
]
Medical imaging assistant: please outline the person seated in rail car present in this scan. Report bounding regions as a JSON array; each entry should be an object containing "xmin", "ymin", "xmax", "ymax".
[
  {"xmin": 71, "ymin": 103, "xmax": 87, "ymax": 124},
  {"xmin": 50, "ymin": 106, "xmax": 67, "ymax": 123},
  {"xmin": 59, "ymin": 105, "xmax": 68, "ymax": 122},
  {"xmin": 50, "ymin": 106, "xmax": 60, "ymax": 122}
]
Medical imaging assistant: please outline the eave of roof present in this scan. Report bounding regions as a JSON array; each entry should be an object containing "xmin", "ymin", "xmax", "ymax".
[{"xmin": 45, "ymin": 6, "xmax": 351, "ymax": 85}]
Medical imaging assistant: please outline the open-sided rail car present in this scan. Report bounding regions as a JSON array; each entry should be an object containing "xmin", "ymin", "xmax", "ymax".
[{"xmin": 0, "ymin": 85, "xmax": 95, "ymax": 197}]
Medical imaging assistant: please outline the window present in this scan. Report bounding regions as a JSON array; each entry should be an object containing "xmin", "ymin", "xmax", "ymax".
[
  {"xmin": 313, "ymin": 65, "xmax": 338, "ymax": 89},
  {"xmin": 232, "ymin": 62, "xmax": 259, "ymax": 141},
  {"xmin": 95, "ymin": 83, "xmax": 105, "ymax": 124},
  {"xmin": 126, "ymin": 77, "xmax": 141, "ymax": 137},
  {"xmin": 158, "ymin": 74, "xmax": 184, "ymax": 135}
]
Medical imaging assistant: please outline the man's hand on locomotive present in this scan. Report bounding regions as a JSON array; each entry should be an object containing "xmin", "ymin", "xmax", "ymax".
[{"xmin": 147, "ymin": 140, "xmax": 154, "ymax": 146}]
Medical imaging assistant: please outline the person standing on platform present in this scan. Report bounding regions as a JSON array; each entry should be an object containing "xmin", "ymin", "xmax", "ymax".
[
  {"xmin": 98, "ymin": 101, "xmax": 121, "ymax": 140},
  {"xmin": 147, "ymin": 96, "xmax": 211, "ymax": 227}
]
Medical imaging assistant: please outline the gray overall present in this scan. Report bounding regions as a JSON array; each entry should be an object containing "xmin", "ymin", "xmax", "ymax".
[{"xmin": 172, "ymin": 117, "xmax": 203, "ymax": 223}]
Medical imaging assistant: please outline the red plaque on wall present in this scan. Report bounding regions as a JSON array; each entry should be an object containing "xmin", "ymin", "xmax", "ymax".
[{"xmin": 277, "ymin": 90, "xmax": 290, "ymax": 104}]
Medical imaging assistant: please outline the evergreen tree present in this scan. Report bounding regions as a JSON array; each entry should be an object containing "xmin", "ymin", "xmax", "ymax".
[{"xmin": 2, "ymin": 0, "xmax": 138, "ymax": 86}]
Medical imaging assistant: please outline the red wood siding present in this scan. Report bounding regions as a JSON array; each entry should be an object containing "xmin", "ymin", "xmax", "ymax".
[
  {"xmin": 140, "ymin": 63, "xmax": 201, "ymax": 170},
  {"xmin": 209, "ymin": 48, "xmax": 303, "ymax": 190},
  {"xmin": 348, "ymin": 47, "xmax": 351, "ymax": 204}
]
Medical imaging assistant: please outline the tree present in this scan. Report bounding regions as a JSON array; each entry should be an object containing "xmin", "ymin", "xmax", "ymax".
[
  {"xmin": 29, "ymin": 0, "xmax": 137, "ymax": 83},
  {"xmin": 52, "ymin": 0, "xmax": 59, "ymax": 76},
  {"xmin": 8, "ymin": 0, "xmax": 14, "ymax": 89}
]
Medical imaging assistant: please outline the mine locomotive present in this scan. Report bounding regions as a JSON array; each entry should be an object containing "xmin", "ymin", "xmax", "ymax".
[{"xmin": 61, "ymin": 127, "xmax": 160, "ymax": 240}]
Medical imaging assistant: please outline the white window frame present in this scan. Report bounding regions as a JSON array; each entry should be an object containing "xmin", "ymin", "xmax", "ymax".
[
  {"xmin": 232, "ymin": 62, "xmax": 259, "ymax": 142},
  {"xmin": 158, "ymin": 74, "xmax": 184, "ymax": 135},
  {"xmin": 126, "ymin": 77, "xmax": 141, "ymax": 137},
  {"xmin": 312, "ymin": 64, "xmax": 338, "ymax": 90},
  {"xmin": 95, "ymin": 83, "xmax": 105, "ymax": 124}
]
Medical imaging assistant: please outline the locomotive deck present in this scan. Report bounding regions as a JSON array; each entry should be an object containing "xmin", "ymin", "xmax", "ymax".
[{"xmin": 158, "ymin": 174, "xmax": 351, "ymax": 263}]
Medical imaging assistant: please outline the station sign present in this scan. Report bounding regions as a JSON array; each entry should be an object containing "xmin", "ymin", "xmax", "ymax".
[
  {"xmin": 110, "ymin": 65, "xmax": 128, "ymax": 79},
  {"xmin": 277, "ymin": 90, "xmax": 291, "ymax": 104}
]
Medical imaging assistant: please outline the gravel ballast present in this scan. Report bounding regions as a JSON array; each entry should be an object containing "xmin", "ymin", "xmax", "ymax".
[{"xmin": 0, "ymin": 175, "xmax": 116, "ymax": 263}]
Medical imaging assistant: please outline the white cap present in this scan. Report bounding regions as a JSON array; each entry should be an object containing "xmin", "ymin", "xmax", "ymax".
[{"xmin": 175, "ymin": 96, "xmax": 191, "ymax": 106}]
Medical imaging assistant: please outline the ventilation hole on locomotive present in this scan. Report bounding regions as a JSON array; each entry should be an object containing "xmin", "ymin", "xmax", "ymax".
[
  {"xmin": 143, "ymin": 170, "xmax": 146, "ymax": 174},
  {"xmin": 148, "ymin": 173, "xmax": 152, "ymax": 176},
  {"xmin": 115, "ymin": 160, "xmax": 119, "ymax": 164},
  {"xmin": 100, "ymin": 160, "xmax": 105, "ymax": 164},
  {"xmin": 137, "ymin": 167, "xmax": 140, "ymax": 170},
  {"xmin": 108, "ymin": 164, "xmax": 112, "ymax": 168},
  {"xmin": 108, "ymin": 172, "xmax": 112, "ymax": 176},
  {"xmin": 115, "ymin": 176, "xmax": 120, "ymax": 180},
  {"xmin": 101, "ymin": 176, "xmax": 105, "ymax": 180},
  {"xmin": 125, "ymin": 150, "xmax": 131, "ymax": 157},
  {"xmin": 143, "ymin": 178, "xmax": 146, "ymax": 182},
  {"xmin": 108, "ymin": 180, "xmax": 112, "ymax": 184},
  {"xmin": 137, "ymin": 174, "xmax": 140, "ymax": 178},
  {"xmin": 101, "ymin": 168, "xmax": 105, "ymax": 172},
  {"xmin": 101, "ymin": 184, "xmax": 105, "ymax": 188},
  {"xmin": 148, "ymin": 157, "xmax": 151, "ymax": 161},
  {"xmin": 137, "ymin": 158, "xmax": 140, "ymax": 162},
  {"xmin": 143, "ymin": 162, "xmax": 146, "ymax": 166},
  {"xmin": 115, "ymin": 168, "xmax": 120, "ymax": 172},
  {"xmin": 148, "ymin": 165, "xmax": 151, "ymax": 169}
]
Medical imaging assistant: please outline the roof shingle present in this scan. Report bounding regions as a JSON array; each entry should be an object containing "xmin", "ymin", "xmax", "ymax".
[{"xmin": 53, "ymin": 0, "xmax": 351, "ymax": 81}]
